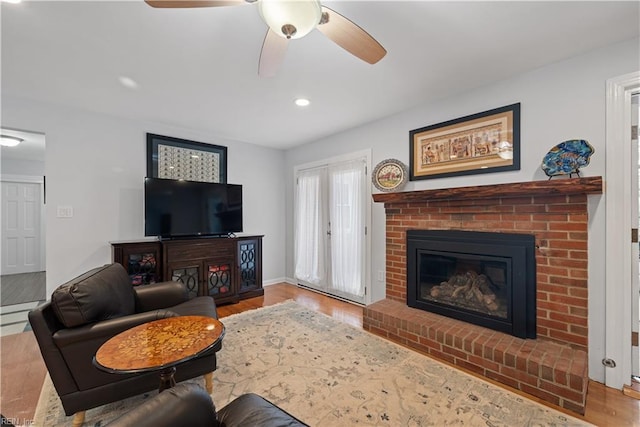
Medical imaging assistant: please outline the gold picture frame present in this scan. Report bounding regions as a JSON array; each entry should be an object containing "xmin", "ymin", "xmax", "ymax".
[{"xmin": 409, "ymin": 103, "xmax": 520, "ymax": 180}]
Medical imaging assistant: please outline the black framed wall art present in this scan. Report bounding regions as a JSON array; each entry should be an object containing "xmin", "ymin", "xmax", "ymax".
[
  {"xmin": 409, "ymin": 103, "xmax": 520, "ymax": 180},
  {"xmin": 146, "ymin": 133, "xmax": 227, "ymax": 183}
]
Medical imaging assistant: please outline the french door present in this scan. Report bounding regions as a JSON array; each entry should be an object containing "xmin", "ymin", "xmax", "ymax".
[{"xmin": 294, "ymin": 154, "xmax": 368, "ymax": 304}]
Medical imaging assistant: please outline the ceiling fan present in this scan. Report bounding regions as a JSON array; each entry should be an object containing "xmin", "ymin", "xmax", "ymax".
[{"xmin": 144, "ymin": 0, "xmax": 387, "ymax": 77}]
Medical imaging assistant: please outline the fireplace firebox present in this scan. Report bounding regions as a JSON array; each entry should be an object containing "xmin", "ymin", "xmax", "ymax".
[{"xmin": 407, "ymin": 230, "xmax": 536, "ymax": 339}]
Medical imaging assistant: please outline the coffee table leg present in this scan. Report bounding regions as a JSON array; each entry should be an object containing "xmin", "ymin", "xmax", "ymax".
[{"xmin": 158, "ymin": 366, "xmax": 177, "ymax": 392}]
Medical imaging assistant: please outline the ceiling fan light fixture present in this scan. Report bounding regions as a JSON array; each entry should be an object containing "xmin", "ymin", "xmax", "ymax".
[
  {"xmin": 0, "ymin": 135, "xmax": 23, "ymax": 147},
  {"xmin": 258, "ymin": 0, "xmax": 321, "ymax": 40}
]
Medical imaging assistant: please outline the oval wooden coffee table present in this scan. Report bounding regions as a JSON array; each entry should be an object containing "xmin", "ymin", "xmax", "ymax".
[{"xmin": 93, "ymin": 315, "xmax": 225, "ymax": 392}]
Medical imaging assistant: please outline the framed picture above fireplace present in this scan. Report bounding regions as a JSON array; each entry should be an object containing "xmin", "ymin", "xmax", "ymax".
[{"xmin": 409, "ymin": 103, "xmax": 520, "ymax": 180}]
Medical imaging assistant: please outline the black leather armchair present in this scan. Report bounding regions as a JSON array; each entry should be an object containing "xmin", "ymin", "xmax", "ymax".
[
  {"xmin": 28, "ymin": 263, "xmax": 221, "ymax": 427},
  {"xmin": 105, "ymin": 383, "xmax": 308, "ymax": 427}
]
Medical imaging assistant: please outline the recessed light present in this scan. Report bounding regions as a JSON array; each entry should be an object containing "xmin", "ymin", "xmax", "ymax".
[
  {"xmin": 295, "ymin": 98, "xmax": 310, "ymax": 107},
  {"xmin": 118, "ymin": 76, "xmax": 139, "ymax": 89},
  {"xmin": 2, "ymin": 0, "xmax": 23, "ymax": 4}
]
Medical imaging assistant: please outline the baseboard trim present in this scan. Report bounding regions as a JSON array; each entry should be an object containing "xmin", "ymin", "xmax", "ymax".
[
  {"xmin": 263, "ymin": 277, "xmax": 291, "ymax": 286},
  {"xmin": 623, "ymin": 384, "xmax": 640, "ymax": 400}
]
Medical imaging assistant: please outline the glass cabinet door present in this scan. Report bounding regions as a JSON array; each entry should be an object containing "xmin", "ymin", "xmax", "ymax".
[
  {"xmin": 127, "ymin": 252, "xmax": 159, "ymax": 285},
  {"xmin": 171, "ymin": 265, "xmax": 200, "ymax": 299},
  {"xmin": 238, "ymin": 239, "xmax": 259, "ymax": 292},
  {"xmin": 112, "ymin": 241, "xmax": 161, "ymax": 286},
  {"xmin": 206, "ymin": 260, "xmax": 234, "ymax": 298}
]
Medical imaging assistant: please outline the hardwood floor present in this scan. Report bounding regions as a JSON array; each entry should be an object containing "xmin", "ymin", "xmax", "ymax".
[
  {"xmin": 1, "ymin": 283, "xmax": 638, "ymax": 426},
  {"xmin": 0, "ymin": 331, "xmax": 47, "ymax": 425}
]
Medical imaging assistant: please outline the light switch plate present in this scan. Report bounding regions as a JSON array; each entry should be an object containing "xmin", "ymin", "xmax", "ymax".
[{"xmin": 57, "ymin": 206, "xmax": 74, "ymax": 218}]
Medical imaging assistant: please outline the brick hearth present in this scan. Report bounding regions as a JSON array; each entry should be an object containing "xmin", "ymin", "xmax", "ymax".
[{"xmin": 366, "ymin": 177, "xmax": 603, "ymax": 414}]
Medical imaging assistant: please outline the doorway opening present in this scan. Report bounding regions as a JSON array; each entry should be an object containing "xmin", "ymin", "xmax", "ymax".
[
  {"xmin": 0, "ymin": 128, "xmax": 46, "ymax": 336},
  {"xmin": 605, "ymin": 71, "xmax": 640, "ymax": 391}
]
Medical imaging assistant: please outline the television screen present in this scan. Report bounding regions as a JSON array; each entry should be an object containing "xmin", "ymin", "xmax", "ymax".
[{"xmin": 144, "ymin": 178, "xmax": 243, "ymax": 238}]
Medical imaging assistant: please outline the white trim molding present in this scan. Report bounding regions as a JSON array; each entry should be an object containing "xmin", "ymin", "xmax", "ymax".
[
  {"xmin": 605, "ymin": 71, "xmax": 640, "ymax": 389},
  {"xmin": 0, "ymin": 174, "xmax": 44, "ymax": 184},
  {"xmin": 262, "ymin": 277, "xmax": 289, "ymax": 287}
]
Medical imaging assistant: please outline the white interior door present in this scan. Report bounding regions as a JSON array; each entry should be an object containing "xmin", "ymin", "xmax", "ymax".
[
  {"xmin": 294, "ymin": 154, "xmax": 369, "ymax": 304},
  {"xmin": 1, "ymin": 181, "xmax": 42, "ymax": 275}
]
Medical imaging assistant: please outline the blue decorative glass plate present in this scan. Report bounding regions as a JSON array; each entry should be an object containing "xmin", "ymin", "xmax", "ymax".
[{"xmin": 541, "ymin": 139, "xmax": 594, "ymax": 178}]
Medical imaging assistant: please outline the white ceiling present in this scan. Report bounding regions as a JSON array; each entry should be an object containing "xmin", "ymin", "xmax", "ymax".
[{"xmin": 2, "ymin": 1, "xmax": 639, "ymax": 150}]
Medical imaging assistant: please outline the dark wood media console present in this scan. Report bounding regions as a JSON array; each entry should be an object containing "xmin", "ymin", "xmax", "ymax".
[{"xmin": 111, "ymin": 235, "xmax": 263, "ymax": 305}]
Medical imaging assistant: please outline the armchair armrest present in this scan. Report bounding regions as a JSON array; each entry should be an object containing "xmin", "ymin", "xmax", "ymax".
[
  {"xmin": 133, "ymin": 281, "xmax": 189, "ymax": 312},
  {"xmin": 105, "ymin": 383, "xmax": 217, "ymax": 427},
  {"xmin": 53, "ymin": 310, "xmax": 176, "ymax": 349}
]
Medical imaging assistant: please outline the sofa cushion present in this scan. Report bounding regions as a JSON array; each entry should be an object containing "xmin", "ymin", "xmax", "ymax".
[{"xmin": 51, "ymin": 264, "xmax": 136, "ymax": 328}]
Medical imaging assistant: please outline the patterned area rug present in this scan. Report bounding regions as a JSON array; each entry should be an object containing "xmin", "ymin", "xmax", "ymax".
[{"xmin": 34, "ymin": 301, "xmax": 592, "ymax": 426}]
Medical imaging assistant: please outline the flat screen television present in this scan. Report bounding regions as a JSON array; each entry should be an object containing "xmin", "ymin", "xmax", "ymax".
[{"xmin": 144, "ymin": 177, "xmax": 243, "ymax": 238}]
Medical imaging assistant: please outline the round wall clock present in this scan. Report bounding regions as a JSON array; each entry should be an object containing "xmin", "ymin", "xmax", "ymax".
[{"xmin": 372, "ymin": 159, "xmax": 408, "ymax": 192}]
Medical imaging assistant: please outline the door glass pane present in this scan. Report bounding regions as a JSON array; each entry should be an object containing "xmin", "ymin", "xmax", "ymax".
[
  {"xmin": 294, "ymin": 168, "xmax": 326, "ymax": 285},
  {"xmin": 329, "ymin": 159, "xmax": 365, "ymax": 297}
]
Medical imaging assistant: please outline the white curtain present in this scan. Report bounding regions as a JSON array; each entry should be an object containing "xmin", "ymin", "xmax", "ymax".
[
  {"xmin": 294, "ymin": 168, "xmax": 326, "ymax": 285},
  {"xmin": 329, "ymin": 159, "xmax": 364, "ymax": 296}
]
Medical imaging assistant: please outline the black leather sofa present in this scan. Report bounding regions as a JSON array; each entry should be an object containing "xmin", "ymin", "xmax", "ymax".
[
  {"xmin": 105, "ymin": 382, "xmax": 308, "ymax": 427},
  {"xmin": 28, "ymin": 263, "xmax": 221, "ymax": 427}
]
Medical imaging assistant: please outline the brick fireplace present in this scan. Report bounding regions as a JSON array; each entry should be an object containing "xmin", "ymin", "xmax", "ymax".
[{"xmin": 365, "ymin": 177, "xmax": 603, "ymax": 414}]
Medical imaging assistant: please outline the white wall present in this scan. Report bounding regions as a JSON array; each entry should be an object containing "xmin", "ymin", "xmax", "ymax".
[
  {"xmin": 1, "ymin": 97, "xmax": 287, "ymax": 295},
  {"xmin": 1, "ymin": 157, "xmax": 45, "ymax": 176},
  {"xmin": 285, "ymin": 37, "xmax": 640, "ymax": 382}
]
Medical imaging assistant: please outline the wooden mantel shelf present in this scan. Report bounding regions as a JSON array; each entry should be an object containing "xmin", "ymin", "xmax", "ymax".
[{"xmin": 372, "ymin": 176, "xmax": 603, "ymax": 204}]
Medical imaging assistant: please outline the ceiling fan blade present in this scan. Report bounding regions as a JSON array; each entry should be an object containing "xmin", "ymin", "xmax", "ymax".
[
  {"xmin": 145, "ymin": 0, "xmax": 247, "ymax": 8},
  {"xmin": 259, "ymin": 29, "xmax": 288, "ymax": 78},
  {"xmin": 316, "ymin": 6, "xmax": 386, "ymax": 65}
]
